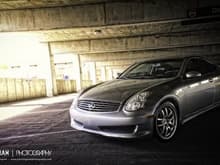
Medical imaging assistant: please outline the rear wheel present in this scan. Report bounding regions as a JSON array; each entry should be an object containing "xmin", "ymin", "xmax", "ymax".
[{"xmin": 155, "ymin": 102, "xmax": 178, "ymax": 141}]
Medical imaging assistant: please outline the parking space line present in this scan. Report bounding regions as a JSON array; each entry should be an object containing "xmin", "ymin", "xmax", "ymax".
[
  {"xmin": 0, "ymin": 130, "xmax": 78, "ymax": 140},
  {"xmin": 26, "ymin": 109, "xmax": 69, "ymax": 114}
]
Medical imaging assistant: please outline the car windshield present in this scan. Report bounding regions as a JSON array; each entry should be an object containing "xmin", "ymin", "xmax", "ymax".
[{"xmin": 119, "ymin": 59, "xmax": 183, "ymax": 79}]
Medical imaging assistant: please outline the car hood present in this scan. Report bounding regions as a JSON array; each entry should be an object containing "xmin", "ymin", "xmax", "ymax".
[{"xmin": 80, "ymin": 78, "xmax": 172, "ymax": 102}]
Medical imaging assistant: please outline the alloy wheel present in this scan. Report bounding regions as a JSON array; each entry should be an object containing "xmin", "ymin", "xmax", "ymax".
[{"xmin": 155, "ymin": 102, "xmax": 178, "ymax": 140}]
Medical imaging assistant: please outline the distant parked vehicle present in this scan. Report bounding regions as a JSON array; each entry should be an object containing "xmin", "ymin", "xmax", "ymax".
[{"xmin": 70, "ymin": 56, "xmax": 220, "ymax": 141}]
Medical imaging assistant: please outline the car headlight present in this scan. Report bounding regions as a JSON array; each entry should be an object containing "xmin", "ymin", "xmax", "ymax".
[{"xmin": 124, "ymin": 91, "xmax": 150, "ymax": 112}]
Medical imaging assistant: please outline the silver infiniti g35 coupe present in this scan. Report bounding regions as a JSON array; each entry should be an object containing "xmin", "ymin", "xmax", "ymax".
[{"xmin": 70, "ymin": 56, "xmax": 220, "ymax": 140}]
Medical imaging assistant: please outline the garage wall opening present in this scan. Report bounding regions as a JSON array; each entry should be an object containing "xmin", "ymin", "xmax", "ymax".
[{"xmin": 0, "ymin": 34, "xmax": 53, "ymax": 102}]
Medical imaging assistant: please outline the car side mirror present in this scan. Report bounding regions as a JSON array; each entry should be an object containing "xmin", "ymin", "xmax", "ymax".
[{"xmin": 185, "ymin": 71, "xmax": 202, "ymax": 79}]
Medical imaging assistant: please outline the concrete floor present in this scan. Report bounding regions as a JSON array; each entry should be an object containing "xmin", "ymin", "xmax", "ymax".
[{"xmin": 0, "ymin": 94, "xmax": 220, "ymax": 165}]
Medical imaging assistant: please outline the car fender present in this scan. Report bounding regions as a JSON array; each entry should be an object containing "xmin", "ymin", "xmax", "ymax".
[{"xmin": 152, "ymin": 94, "xmax": 183, "ymax": 122}]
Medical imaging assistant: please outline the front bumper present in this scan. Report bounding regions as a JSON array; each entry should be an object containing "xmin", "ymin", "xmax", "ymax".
[{"xmin": 70, "ymin": 107, "xmax": 154, "ymax": 138}]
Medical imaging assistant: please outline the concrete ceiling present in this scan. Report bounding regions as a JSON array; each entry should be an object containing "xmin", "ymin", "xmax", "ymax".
[
  {"xmin": 1, "ymin": 0, "xmax": 219, "ymax": 43},
  {"xmin": 0, "ymin": 0, "xmax": 110, "ymax": 10},
  {"xmin": 0, "ymin": 0, "xmax": 142, "ymax": 43},
  {"xmin": 6, "ymin": 20, "xmax": 217, "ymax": 42},
  {"xmin": 1, "ymin": 19, "xmax": 219, "ymax": 43}
]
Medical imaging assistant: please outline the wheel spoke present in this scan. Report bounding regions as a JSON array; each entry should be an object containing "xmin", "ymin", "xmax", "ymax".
[
  {"xmin": 170, "ymin": 126, "xmax": 174, "ymax": 131},
  {"xmin": 165, "ymin": 126, "xmax": 169, "ymax": 137},
  {"xmin": 167, "ymin": 108, "xmax": 173, "ymax": 117},
  {"xmin": 161, "ymin": 125, "xmax": 166, "ymax": 135},
  {"xmin": 161, "ymin": 109, "xmax": 165, "ymax": 117},
  {"xmin": 167, "ymin": 112, "xmax": 174, "ymax": 120},
  {"xmin": 164, "ymin": 108, "xmax": 168, "ymax": 117},
  {"xmin": 171, "ymin": 118, "xmax": 175, "ymax": 122},
  {"xmin": 168, "ymin": 122, "xmax": 174, "ymax": 127},
  {"xmin": 157, "ymin": 123, "xmax": 165, "ymax": 127},
  {"xmin": 157, "ymin": 118, "xmax": 163, "ymax": 121}
]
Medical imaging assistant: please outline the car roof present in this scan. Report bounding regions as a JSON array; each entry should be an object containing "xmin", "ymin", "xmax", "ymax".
[{"xmin": 137, "ymin": 56, "xmax": 203, "ymax": 64}]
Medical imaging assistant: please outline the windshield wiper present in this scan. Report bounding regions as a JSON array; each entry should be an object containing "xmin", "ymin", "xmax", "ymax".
[{"xmin": 124, "ymin": 72, "xmax": 152, "ymax": 79}]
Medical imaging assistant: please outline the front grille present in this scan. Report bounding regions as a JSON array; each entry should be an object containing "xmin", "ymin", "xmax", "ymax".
[{"xmin": 77, "ymin": 100, "xmax": 120, "ymax": 112}]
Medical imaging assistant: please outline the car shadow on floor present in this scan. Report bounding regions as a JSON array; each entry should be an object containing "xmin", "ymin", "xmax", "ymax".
[{"xmin": 90, "ymin": 107, "xmax": 220, "ymax": 154}]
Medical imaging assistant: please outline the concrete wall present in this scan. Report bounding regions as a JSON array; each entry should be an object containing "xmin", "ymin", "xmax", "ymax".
[
  {"xmin": 82, "ymin": 80, "xmax": 93, "ymax": 89},
  {"xmin": 51, "ymin": 28, "xmax": 220, "ymax": 82},
  {"xmin": 56, "ymin": 80, "xmax": 76, "ymax": 94},
  {"xmin": 0, "ymin": 78, "xmax": 46, "ymax": 103},
  {"xmin": 0, "ymin": 78, "xmax": 77, "ymax": 103}
]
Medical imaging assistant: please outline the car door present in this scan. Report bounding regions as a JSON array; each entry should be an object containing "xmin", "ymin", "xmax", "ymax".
[{"xmin": 182, "ymin": 58, "xmax": 215, "ymax": 118}]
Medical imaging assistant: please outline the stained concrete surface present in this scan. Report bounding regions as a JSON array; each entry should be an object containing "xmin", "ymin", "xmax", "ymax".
[{"xmin": 0, "ymin": 94, "xmax": 220, "ymax": 165}]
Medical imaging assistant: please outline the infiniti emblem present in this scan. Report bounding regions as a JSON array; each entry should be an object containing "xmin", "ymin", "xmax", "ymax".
[{"xmin": 88, "ymin": 103, "xmax": 96, "ymax": 110}]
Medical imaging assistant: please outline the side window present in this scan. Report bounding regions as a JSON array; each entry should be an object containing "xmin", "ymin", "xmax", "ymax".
[{"xmin": 185, "ymin": 59, "xmax": 217, "ymax": 75}]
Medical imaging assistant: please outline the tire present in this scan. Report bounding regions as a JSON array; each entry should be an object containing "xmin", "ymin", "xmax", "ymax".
[{"xmin": 154, "ymin": 101, "xmax": 178, "ymax": 141}]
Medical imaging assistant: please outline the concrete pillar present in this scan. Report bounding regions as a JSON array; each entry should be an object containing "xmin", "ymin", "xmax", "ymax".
[
  {"xmin": 76, "ymin": 54, "xmax": 82, "ymax": 91},
  {"xmin": 39, "ymin": 43, "xmax": 58, "ymax": 96},
  {"xmin": 47, "ymin": 43, "xmax": 58, "ymax": 96},
  {"xmin": 90, "ymin": 62, "xmax": 97, "ymax": 84},
  {"xmin": 38, "ymin": 43, "xmax": 53, "ymax": 97},
  {"xmin": 100, "ymin": 66, "xmax": 106, "ymax": 81}
]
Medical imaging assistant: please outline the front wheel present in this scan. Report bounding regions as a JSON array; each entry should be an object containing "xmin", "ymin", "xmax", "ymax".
[{"xmin": 154, "ymin": 102, "xmax": 178, "ymax": 141}]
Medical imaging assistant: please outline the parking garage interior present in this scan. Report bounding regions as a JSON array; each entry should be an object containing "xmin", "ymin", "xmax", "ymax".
[{"xmin": 0, "ymin": 0, "xmax": 220, "ymax": 164}]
